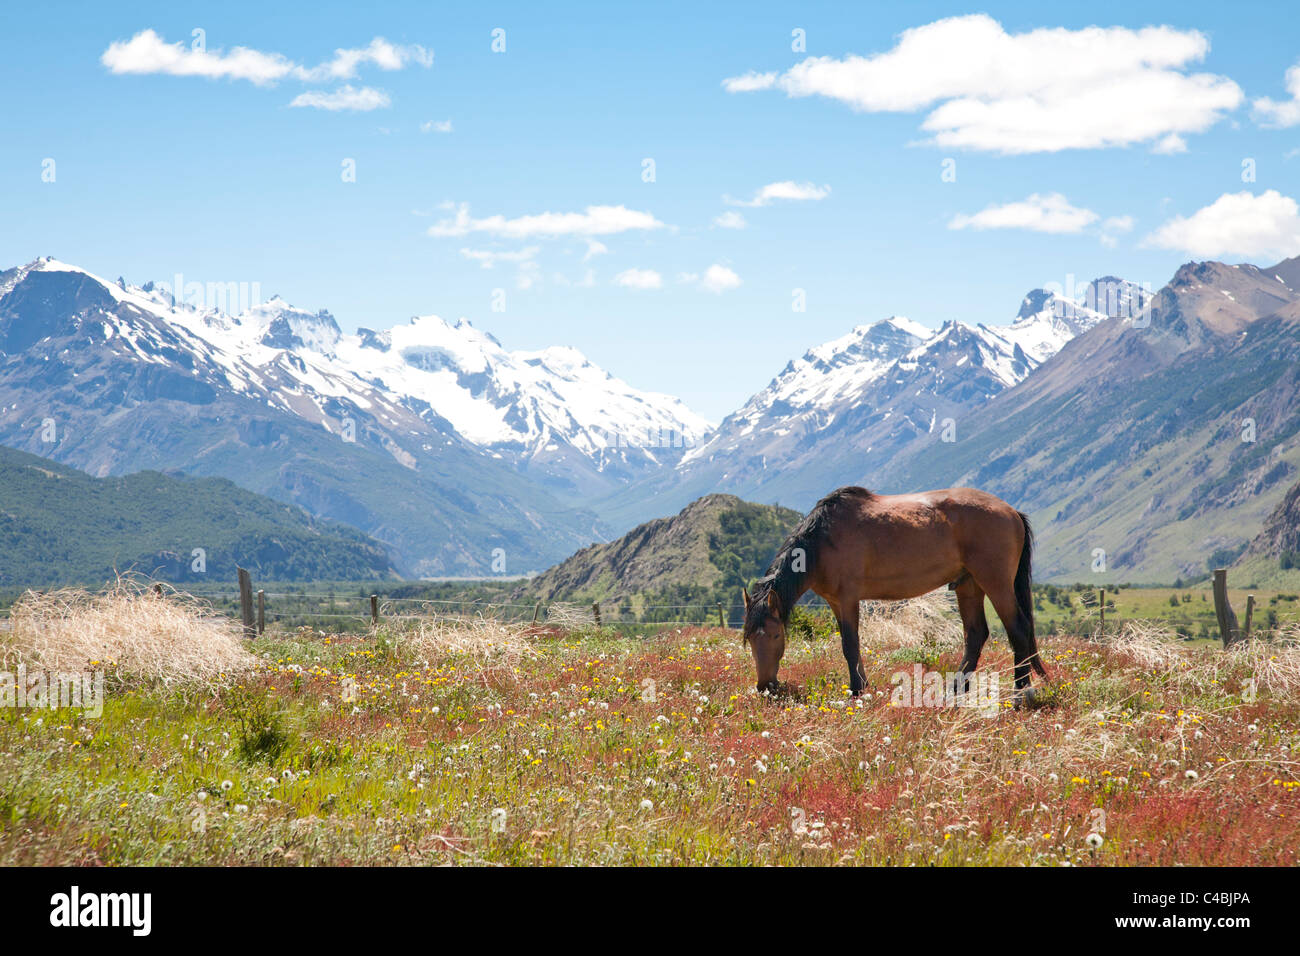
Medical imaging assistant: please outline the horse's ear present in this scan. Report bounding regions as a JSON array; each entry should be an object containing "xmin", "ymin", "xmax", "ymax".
[
  {"xmin": 741, "ymin": 587, "xmax": 751, "ymax": 613},
  {"xmin": 766, "ymin": 589, "xmax": 781, "ymax": 616}
]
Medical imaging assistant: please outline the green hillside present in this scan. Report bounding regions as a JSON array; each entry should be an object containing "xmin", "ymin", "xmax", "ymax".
[
  {"xmin": 517, "ymin": 494, "xmax": 802, "ymax": 623},
  {"xmin": 0, "ymin": 445, "xmax": 396, "ymax": 586}
]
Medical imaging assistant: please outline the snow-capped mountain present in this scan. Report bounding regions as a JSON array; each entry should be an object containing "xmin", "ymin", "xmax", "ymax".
[
  {"xmin": 592, "ymin": 278, "xmax": 1144, "ymax": 524},
  {"xmin": 329, "ymin": 313, "xmax": 710, "ymax": 483},
  {"xmin": 680, "ymin": 317, "xmax": 930, "ymax": 469},
  {"xmin": 0, "ymin": 257, "xmax": 711, "ymax": 574},
  {"xmin": 4, "ymin": 258, "xmax": 710, "ymax": 497},
  {"xmin": 680, "ymin": 279, "xmax": 1130, "ymax": 478}
]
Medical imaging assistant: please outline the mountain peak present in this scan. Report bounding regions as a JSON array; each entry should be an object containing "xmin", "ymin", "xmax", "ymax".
[{"xmin": 1158, "ymin": 259, "xmax": 1298, "ymax": 337}]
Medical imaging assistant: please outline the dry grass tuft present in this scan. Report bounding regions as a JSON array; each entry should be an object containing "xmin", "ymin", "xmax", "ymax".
[
  {"xmin": 858, "ymin": 591, "xmax": 962, "ymax": 649},
  {"xmin": 543, "ymin": 603, "xmax": 600, "ymax": 630},
  {"xmin": 1101, "ymin": 620, "xmax": 1300, "ymax": 700},
  {"xmin": 1, "ymin": 579, "xmax": 255, "ymax": 692},
  {"xmin": 1107, "ymin": 620, "xmax": 1186, "ymax": 671},
  {"xmin": 381, "ymin": 614, "xmax": 539, "ymax": 671},
  {"xmin": 1227, "ymin": 632, "xmax": 1300, "ymax": 697}
]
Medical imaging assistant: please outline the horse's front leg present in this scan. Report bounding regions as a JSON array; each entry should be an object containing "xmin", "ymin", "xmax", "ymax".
[{"xmin": 837, "ymin": 603, "xmax": 866, "ymax": 697}]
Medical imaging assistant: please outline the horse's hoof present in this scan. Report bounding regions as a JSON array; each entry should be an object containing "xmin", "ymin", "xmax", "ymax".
[{"xmin": 1012, "ymin": 687, "xmax": 1039, "ymax": 711}]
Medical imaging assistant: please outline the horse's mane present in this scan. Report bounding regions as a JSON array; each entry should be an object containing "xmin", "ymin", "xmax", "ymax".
[{"xmin": 744, "ymin": 486, "xmax": 873, "ymax": 637}]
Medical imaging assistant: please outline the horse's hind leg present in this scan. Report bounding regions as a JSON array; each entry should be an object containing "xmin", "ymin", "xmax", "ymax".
[{"xmin": 986, "ymin": 587, "xmax": 1035, "ymax": 705}]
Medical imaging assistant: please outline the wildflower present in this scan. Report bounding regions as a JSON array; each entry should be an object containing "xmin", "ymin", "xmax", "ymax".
[
  {"xmin": 1085, "ymin": 833, "xmax": 1104, "ymax": 849},
  {"xmin": 639, "ymin": 799, "xmax": 653, "ymax": 812}
]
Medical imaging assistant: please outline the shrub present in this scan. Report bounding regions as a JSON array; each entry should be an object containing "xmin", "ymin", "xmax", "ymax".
[
  {"xmin": 226, "ymin": 684, "xmax": 293, "ymax": 765},
  {"xmin": 787, "ymin": 605, "xmax": 836, "ymax": 642}
]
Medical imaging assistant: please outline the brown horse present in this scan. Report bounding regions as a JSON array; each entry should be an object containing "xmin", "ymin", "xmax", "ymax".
[{"xmin": 741, "ymin": 486, "xmax": 1048, "ymax": 702}]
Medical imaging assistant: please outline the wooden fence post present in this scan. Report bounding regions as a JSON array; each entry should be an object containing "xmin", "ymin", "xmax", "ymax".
[
  {"xmin": 1212, "ymin": 568, "xmax": 1241, "ymax": 647},
  {"xmin": 237, "ymin": 567, "xmax": 256, "ymax": 640},
  {"xmin": 1244, "ymin": 594, "xmax": 1255, "ymax": 640},
  {"xmin": 153, "ymin": 583, "xmax": 163, "ymax": 598},
  {"xmin": 257, "ymin": 589, "xmax": 265, "ymax": 635},
  {"xmin": 370, "ymin": 594, "xmax": 379, "ymax": 626},
  {"xmin": 1099, "ymin": 588, "xmax": 1105, "ymax": 635},
  {"xmin": 531, "ymin": 603, "xmax": 541, "ymax": 624},
  {"xmin": 592, "ymin": 602, "xmax": 601, "ymax": 627},
  {"xmin": 717, "ymin": 603, "xmax": 725, "ymax": 628}
]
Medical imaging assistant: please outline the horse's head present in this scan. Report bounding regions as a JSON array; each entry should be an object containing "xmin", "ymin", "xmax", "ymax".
[{"xmin": 742, "ymin": 586, "xmax": 787, "ymax": 694}]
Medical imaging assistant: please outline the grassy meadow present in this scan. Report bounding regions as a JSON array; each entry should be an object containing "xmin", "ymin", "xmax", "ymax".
[{"xmin": 2, "ymin": 583, "xmax": 1299, "ymax": 866}]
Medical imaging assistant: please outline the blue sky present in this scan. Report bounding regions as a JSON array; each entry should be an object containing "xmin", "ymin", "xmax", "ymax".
[{"xmin": 2, "ymin": 1, "xmax": 1298, "ymax": 419}]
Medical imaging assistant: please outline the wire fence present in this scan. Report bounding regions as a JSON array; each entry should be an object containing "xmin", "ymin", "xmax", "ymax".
[
  {"xmin": 5, "ymin": 574, "xmax": 1257, "ymax": 643},
  {"xmin": 167, "ymin": 583, "xmax": 755, "ymax": 633}
]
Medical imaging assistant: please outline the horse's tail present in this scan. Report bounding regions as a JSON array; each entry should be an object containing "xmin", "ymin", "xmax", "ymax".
[{"xmin": 1015, "ymin": 512, "xmax": 1048, "ymax": 678}]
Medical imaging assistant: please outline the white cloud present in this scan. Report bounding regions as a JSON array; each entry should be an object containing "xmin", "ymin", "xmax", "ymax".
[
  {"xmin": 1099, "ymin": 215, "xmax": 1135, "ymax": 247},
  {"xmin": 681, "ymin": 264, "xmax": 742, "ymax": 293},
  {"xmin": 304, "ymin": 37, "xmax": 432, "ymax": 81},
  {"xmin": 723, "ymin": 14, "xmax": 1242, "ymax": 153},
  {"xmin": 102, "ymin": 30, "xmax": 430, "ymax": 86},
  {"xmin": 713, "ymin": 211, "xmax": 748, "ymax": 229},
  {"xmin": 614, "ymin": 268, "xmax": 663, "ymax": 290},
  {"xmin": 421, "ymin": 119, "xmax": 453, "ymax": 133},
  {"xmin": 290, "ymin": 86, "xmax": 390, "ymax": 111},
  {"xmin": 428, "ymin": 203, "xmax": 666, "ymax": 239},
  {"xmin": 727, "ymin": 181, "xmax": 830, "ymax": 207},
  {"xmin": 582, "ymin": 240, "xmax": 608, "ymax": 261},
  {"xmin": 101, "ymin": 29, "xmax": 296, "ymax": 85},
  {"xmin": 1253, "ymin": 62, "xmax": 1300, "ymax": 128},
  {"xmin": 949, "ymin": 193, "xmax": 1098, "ymax": 234},
  {"xmin": 459, "ymin": 246, "xmax": 539, "ymax": 269},
  {"xmin": 1151, "ymin": 133, "xmax": 1188, "ymax": 155},
  {"xmin": 1143, "ymin": 190, "xmax": 1300, "ymax": 260},
  {"xmin": 722, "ymin": 71, "xmax": 778, "ymax": 93}
]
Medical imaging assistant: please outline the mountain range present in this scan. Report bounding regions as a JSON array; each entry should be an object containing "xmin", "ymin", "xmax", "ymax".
[
  {"xmin": 0, "ymin": 258, "xmax": 706, "ymax": 575},
  {"xmin": 0, "ymin": 253, "xmax": 1295, "ymax": 584},
  {"xmin": 600, "ymin": 278, "xmax": 1149, "ymax": 522}
]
